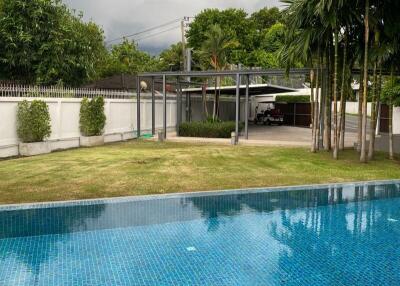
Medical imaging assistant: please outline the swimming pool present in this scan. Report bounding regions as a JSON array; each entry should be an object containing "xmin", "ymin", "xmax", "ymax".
[{"xmin": 1, "ymin": 180, "xmax": 400, "ymax": 285}]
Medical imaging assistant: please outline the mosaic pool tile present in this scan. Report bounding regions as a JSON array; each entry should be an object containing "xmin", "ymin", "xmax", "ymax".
[{"xmin": 1, "ymin": 180, "xmax": 400, "ymax": 285}]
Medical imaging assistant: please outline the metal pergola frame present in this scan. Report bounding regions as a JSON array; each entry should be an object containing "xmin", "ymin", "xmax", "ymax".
[{"xmin": 136, "ymin": 68, "xmax": 319, "ymax": 143}]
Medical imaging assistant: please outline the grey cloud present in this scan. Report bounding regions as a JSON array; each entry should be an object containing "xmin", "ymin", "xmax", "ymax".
[{"xmin": 63, "ymin": 0, "xmax": 281, "ymax": 54}]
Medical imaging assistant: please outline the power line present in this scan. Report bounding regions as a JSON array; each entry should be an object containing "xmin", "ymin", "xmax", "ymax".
[
  {"xmin": 135, "ymin": 25, "xmax": 181, "ymax": 42},
  {"xmin": 105, "ymin": 18, "xmax": 182, "ymax": 45}
]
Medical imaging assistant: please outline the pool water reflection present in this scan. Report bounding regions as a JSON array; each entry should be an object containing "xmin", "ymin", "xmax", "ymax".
[{"xmin": 0, "ymin": 181, "xmax": 400, "ymax": 285}]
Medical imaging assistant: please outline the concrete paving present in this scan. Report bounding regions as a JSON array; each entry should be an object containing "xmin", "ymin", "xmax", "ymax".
[
  {"xmin": 162, "ymin": 114, "xmax": 367, "ymax": 148},
  {"xmin": 242, "ymin": 124, "xmax": 358, "ymax": 148},
  {"xmin": 164, "ymin": 124, "xmax": 359, "ymax": 148}
]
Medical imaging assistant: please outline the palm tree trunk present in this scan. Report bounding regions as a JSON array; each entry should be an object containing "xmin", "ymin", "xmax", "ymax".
[
  {"xmin": 333, "ymin": 27, "xmax": 339, "ymax": 159},
  {"xmin": 314, "ymin": 57, "xmax": 321, "ymax": 151},
  {"xmin": 389, "ymin": 104, "xmax": 394, "ymax": 160},
  {"xmin": 389, "ymin": 68, "xmax": 394, "ymax": 160},
  {"xmin": 202, "ymin": 83, "xmax": 208, "ymax": 119},
  {"xmin": 339, "ymin": 32, "xmax": 348, "ymax": 151},
  {"xmin": 324, "ymin": 79, "xmax": 331, "ymax": 151},
  {"xmin": 216, "ymin": 76, "xmax": 221, "ymax": 118},
  {"xmin": 368, "ymin": 61, "xmax": 378, "ymax": 160},
  {"xmin": 357, "ymin": 66, "xmax": 364, "ymax": 152},
  {"xmin": 324, "ymin": 43, "xmax": 332, "ymax": 151},
  {"xmin": 311, "ymin": 69, "xmax": 316, "ymax": 152},
  {"xmin": 340, "ymin": 101, "xmax": 346, "ymax": 149},
  {"xmin": 213, "ymin": 77, "xmax": 218, "ymax": 120},
  {"xmin": 360, "ymin": 0, "xmax": 370, "ymax": 163}
]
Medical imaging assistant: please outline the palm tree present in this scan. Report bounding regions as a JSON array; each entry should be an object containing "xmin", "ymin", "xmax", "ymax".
[
  {"xmin": 367, "ymin": 1, "xmax": 387, "ymax": 160},
  {"xmin": 379, "ymin": 0, "xmax": 400, "ymax": 159},
  {"xmin": 280, "ymin": 0, "xmax": 331, "ymax": 152},
  {"xmin": 381, "ymin": 74, "xmax": 400, "ymax": 160},
  {"xmin": 332, "ymin": 26, "xmax": 340, "ymax": 159},
  {"xmin": 282, "ymin": 0, "xmax": 399, "ymax": 161},
  {"xmin": 316, "ymin": 0, "xmax": 350, "ymax": 159},
  {"xmin": 360, "ymin": 0, "xmax": 370, "ymax": 163},
  {"xmin": 337, "ymin": 9, "xmax": 360, "ymax": 151},
  {"xmin": 200, "ymin": 24, "xmax": 238, "ymax": 119}
]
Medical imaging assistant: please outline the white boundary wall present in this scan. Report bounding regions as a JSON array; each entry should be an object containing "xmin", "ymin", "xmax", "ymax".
[
  {"xmin": 0, "ymin": 97, "xmax": 177, "ymax": 158},
  {"xmin": 394, "ymin": 107, "xmax": 400, "ymax": 134},
  {"xmin": 342, "ymin": 102, "xmax": 372, "ymax": 116},
  {"xmin": 340, "ymin": 102, "xmax": 399, "ymax": 134},
  {"xmin": 332, "ymin": 101, "xmax": 372, "ymax": 116},
  {"xmin": 1, "ymin": 97, "xmax": 398, "ymax": 158}
]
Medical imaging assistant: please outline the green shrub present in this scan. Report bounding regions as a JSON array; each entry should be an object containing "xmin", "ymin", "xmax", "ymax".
[
  {"xmin": 79, "ymin": 97, "xmax": 106, "ymax": 136},
  {"xmin": 179, "ymin": 121, "xmax": 244, "ymax": 138},
  {"xmin": 17, "ymin": 100, "xmax": 51, "ymax": 143},
  {"xmin": 382, "ymin": 79, "xmax": 400, "ymax": 107},
  {"xmin": 275, "ymin": 95, "xmax": 310, "ymax": 103}
]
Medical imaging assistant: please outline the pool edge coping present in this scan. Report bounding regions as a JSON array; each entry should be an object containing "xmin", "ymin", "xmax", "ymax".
[{"xmin": 1, "ymin": 179, "xmax": 400, "ymax": 211}]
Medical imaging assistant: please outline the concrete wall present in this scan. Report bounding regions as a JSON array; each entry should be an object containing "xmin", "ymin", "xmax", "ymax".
[
  {"xmin": 393, "ymin": 107, "xmax": 400, "ymax": 135},
  {"xmin": 333, "ymin": 103, "xmax": 399, "ymax": 134},
  {"xmin": 189, "ymin": 96, "xmax": 246, "ymax": 122},
  {"xmin": 375, "ymin": 134, "xmax": 400, "ymax": 154},
  {"xmin": 0, "ymin": 97, "xmax": 178, "ymax": 158},
  {"xmin": 341, "ymin": 102, "xmax": 372, "ymax": 116}
]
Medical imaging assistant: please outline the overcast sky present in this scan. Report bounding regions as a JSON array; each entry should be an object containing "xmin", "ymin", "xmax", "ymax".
[{"xmin": 62, "ymin": 0, "xmax": 281, "ymax": 54}]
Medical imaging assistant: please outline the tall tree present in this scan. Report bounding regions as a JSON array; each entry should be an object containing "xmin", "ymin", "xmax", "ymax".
[
  {"xmin": 98, "ymin": 39, "xmax": 158, "ymax": 77},
  {"xmin": 280, "ymin": 0, "xmax": 335, "ymax": 153},
  {"xmin": 199, "ymin": 24, "xmax": 238, "ymax": 119},
  {"xmin": 250, "ymin": 7, "xmax": 282, "ymax": 31},
  {"xmin": 360, "ymin": 0, "xmax": 370, "ymax": 163},
  {"xmin": 157, "ymin": 42, "xmax": 184, "ymax": 71},
  {"xmin": 381, "ymin": 77, "xmax": 400, "ymax": 160},
  {"xmin": 187, "ymin": 9, "xmax": 250, "ymax": 65},
  {"xmin": 0, "ymin": 0, "xmax": 106, "ymax": 86}
]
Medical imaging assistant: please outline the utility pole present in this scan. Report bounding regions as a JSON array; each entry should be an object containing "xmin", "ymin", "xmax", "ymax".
[
  {"xmin": 181, "ymin": 19, "xmax": 187, "ymax": 72},
  {"xmin": 181, "ymin": 17, "xmax": 191, "ymax": 82}
]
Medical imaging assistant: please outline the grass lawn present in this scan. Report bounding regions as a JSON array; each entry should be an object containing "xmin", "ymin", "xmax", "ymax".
[{"xmin": 0, "ymin": 140, "xmax": 399, "ymax": 205}]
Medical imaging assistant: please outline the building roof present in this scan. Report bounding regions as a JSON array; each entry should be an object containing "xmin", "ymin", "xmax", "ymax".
[
  {"xmin": 82, "ymin": 75, "xmax": 298, "ymax": 96},
  {"xmin": 82, "ymin": 75, "xmax": 137, "ymax": 90},
  {"xmin": 182, "ymin": 83, "xmax": 297, "ymax": 96}
]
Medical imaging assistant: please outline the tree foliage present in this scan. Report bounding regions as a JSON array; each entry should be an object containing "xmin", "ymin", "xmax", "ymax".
[
  {"xmin": 99, "ymin": 39, "xmax": 158, "ymax": 77},
  {"xmin": 0, "ymin": 0, "xmax": 106, "ymax": 86},
  {"xmin": 0, "ymin": 4, "xmax": 289, "ymax": 82},
  {"xmin": 250, "ymin": 7, "xmax": 283, "ymax": 31},
  {"xmin": 281, "ymin": 0, "xmax": 400, "ymax": 161},
  {"xmin": 157, "ymin": 42, "xmax": 184, "ymax": 71},
  {"xmin": 186, "ymin": 7, "xmax": 283, "ymax": 68},
  {"xmin": 382, "ymin": 79, "xmax": 400, "ymax": 107},
  {"xmin": 199, "ymin": 25, "xmax": 239, "ymax": 70}
]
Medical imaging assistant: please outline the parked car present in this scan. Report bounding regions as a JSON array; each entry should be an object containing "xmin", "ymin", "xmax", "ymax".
[{"xmin": 254, "ymin": 102, "xmax": 284, "ymax": 125}]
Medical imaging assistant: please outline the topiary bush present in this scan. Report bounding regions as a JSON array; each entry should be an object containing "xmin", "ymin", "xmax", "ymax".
[
  {"xmin": 79, "ymin": 97, "xmax": 106, "ymax": 136},
  {"xmin": 275, "ymin": 95, "xmax": 310, "ymax": 103},
  {"xmin": 179, "ymin": 121, "xmax": 244, "ymax": 138},
  {"xmin": 17, "ymin": 100, "xmax": 51, "ymax": 143}
]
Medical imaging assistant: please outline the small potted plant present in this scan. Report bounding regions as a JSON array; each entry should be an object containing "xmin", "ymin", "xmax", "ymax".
[
  {"xmin": 79, "ymin": 97, "xmax": 106, "ymax": 147},
  {"xmin": 17, "ymin": 100, "xmax": 52, "ymax": 156}
]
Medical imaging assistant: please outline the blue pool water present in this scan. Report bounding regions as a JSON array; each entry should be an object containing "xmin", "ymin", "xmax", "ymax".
[{"xmin": 1, "ymin": 181, "xmax": 400, "ymax": 286}]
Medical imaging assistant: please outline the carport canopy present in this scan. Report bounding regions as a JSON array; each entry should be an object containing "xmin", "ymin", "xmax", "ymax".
[{"xmin": 136, "ymin": 68, "xmax": 321, "ymax": 142}]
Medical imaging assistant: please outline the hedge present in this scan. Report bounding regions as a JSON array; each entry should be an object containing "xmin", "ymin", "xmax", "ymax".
[
  {"xmin": 17, "ymin": 100, "xmax": 51, "ymax": 143},
  {"xmin": 275, "ymin": 95, "xmax": 310, "ymax": 103},
  {"xmin": 179, "ymin": 121, "xmax": 244, "ymax": 138},
  {"xmin": 79, "ymin": 97, "xmax": 106, "ymax": 136}
]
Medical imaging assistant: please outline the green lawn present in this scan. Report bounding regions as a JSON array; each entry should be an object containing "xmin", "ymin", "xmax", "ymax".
[{"xmin": 0, "ymin": 140, "xmax": 399, "ymax": 205}]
